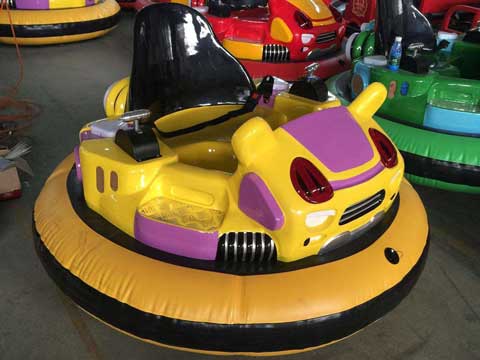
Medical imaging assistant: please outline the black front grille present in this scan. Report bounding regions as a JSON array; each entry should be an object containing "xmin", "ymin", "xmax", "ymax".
[
  {"xmin": 339, "ymin": 190, "xmax": 386, "ymax": 225},
  {"xmin": 216, "ymin": 232, "xmax": 277, "ymax": 263},
  {"xmin": 262, "ymin": 44, "xmax": 290, "ymax": 63},
  {"xmin": 316, "ymin": 31, "xmax": 336, "ymax": 44}
]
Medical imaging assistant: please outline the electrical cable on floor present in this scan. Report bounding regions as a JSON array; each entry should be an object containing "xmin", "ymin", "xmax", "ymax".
[{"xmin": 0, "ymin": 0, "xmax": 41, "ymax": 141}]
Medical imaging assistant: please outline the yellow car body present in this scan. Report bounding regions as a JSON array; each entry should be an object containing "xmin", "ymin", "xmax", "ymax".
[{"xmin": 78, "ymin": 81, "xmax": 403, "ymax": 262}]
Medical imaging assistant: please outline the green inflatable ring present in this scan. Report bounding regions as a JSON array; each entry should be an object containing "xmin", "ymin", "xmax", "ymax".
[
  {"xmin": 327, "ymin": 72, "xmax": 480, "ymax": 193},
  {"xmin": 362, "ymin": 32, "xmax": 376, "ymax": 57},
  {"xmin": 351, "ymin": 31, "xmax": 370, "ymax": 61}
]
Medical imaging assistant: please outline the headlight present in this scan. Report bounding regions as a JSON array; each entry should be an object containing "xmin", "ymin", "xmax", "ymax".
[
  {"xmin": 305, "ymin": 210, "xmax": 336, "ymax": 227},
  {"xmin": 301, "ymin": 34, "xmax": 315, "ymax": 44}
]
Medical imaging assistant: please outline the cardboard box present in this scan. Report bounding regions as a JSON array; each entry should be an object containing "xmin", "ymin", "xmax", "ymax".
[{"xmin": 0, "ymin": 166, "xmax": 21, "ymax": 200}]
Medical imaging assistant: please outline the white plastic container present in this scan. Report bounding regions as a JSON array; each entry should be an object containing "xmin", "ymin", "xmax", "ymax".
[
  {"xmin": 437, "ymin": 31, "xmax": 458, "ymax": 53},
  {"xmin": 364, "ymin": 55, "xmax": 388, "ymax": 66}
]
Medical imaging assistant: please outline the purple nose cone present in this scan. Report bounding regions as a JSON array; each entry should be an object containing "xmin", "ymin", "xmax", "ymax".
[
  {"xmin": 239, "ymin": 173, "xmax": 284, "ymax": 231},
  {"xmin": 282, "ymin": 107, "xmax": 374, "ymax": 173}
]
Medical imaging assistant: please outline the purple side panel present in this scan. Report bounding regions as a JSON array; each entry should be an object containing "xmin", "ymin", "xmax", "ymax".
[
  {"xmin": 134, "ymin": 212, "xmax": 219, "ymax": 260},
  {"xmin": 239, "ymin": 173, "xmax": 284, "ymax": 231},
  {"xmin": 282, "ymin": 107, "xmax": 374, "ymax": 173},
  {"xmin": 73, "ymin": 146, "xmax": 82, "ymax": 182},
  {"xmin": 86, "ymin": 0, "xmax": 95, "ymax": 5},
  {"xmin": 331, "ymin": 162, "xmax": 383, "ymax": 190},
  {"xmin": 80, "ymin": 130, "xmax": 103, "ymax": 142},
  {"xmin": 15, "ymin": 0, "xmax": 49, "ymax": 9}
]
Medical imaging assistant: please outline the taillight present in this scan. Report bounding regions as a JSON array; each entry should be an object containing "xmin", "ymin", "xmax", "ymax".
[
  {"xmin": 290, "ymin": 157, "xmax": 333, "ymax": 204},
  {"xmin": 294, "ymin": 11, "xmax": 312, "ymax": 29},
  {"xmin": 329, "ymin": 5, "xmax": 343, "ymax": 23},
  {"xmin": 369, "ymin": 128, "xmax": 398, "ymax": 168}
]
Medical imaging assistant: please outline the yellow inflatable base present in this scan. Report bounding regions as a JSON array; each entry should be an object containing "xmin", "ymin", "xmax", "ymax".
[
  {"xmin": 0, "ymin": 0, "xmax": 120, "ymax": 45},
  {"xmin": 34, "ymin": 154, "xmax": 429, "ymax": 355},
  {"xmin": 81, "ymin": 306, "xmax": 358, "ymax": 356},
  {"xmin": 0, "ymin": 28, "xmax": 114, "ymax": 45}
]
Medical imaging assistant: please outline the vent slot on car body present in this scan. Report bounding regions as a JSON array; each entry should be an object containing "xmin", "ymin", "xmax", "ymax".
[
  {"xmin": 262, "ymin": 44, "xmax": 290, "ymax": 62},
  {"xmin": 316, "ymin": 31, "xmax": 336, "ymax": 44},
  {"xmin": 339, "ymin": 190, "xmax": 385, "ymax": 225},
  {"xmin": 217, "ymin": 232, "xmax": 277, "ymax": 263}
]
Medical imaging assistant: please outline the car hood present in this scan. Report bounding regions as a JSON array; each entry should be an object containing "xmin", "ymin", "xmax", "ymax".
[
  {"xmin": 281, "ymin": 106, "xmax": 375, "ymax": 174},
  {"xmin": 286, "ymin": 0, "xmax": 334, "ymax": 21}
]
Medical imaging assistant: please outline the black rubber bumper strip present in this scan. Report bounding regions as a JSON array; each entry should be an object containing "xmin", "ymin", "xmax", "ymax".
[
  {"xmin": 402, "ymin": 151, "xmax": 480, "ymax": 187},
  {"xmin": 0, "ymin": 11, "xmax": 120, "ymax": 38},
  {"xmin": 33, "ymin": 222, "xmax": 429, "ymax": 353},
  {"xmin": 65, "ymin": 168, "xmax": 400, "ymax": 275}
]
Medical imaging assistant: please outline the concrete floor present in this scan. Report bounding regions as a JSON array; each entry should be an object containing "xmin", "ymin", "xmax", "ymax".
[{"xmin": 1, "ymin": 11, "xmax": 479, "ymax": 360}]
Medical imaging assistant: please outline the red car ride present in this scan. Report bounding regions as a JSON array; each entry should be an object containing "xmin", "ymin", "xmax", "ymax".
[{"xmin": 203, "ymin": 0, "xmax": 346, "ymax": 62}]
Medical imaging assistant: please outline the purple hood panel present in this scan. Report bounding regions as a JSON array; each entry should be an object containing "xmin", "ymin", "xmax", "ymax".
[
  {"xmin": 282, "ymin": 107, "xmax": 374, "ymax": 173},
  {"xmin": 330, "ymin": 162, "xmax": 383, "ymax": 190}
]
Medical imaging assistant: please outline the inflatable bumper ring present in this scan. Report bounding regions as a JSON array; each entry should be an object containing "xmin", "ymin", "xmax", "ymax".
[
  {"xmin": 34, "ymin": 4, "xmax": 429, "ymax": 355},
  {"xmin": 0, "ymin": 0, "xmax": 120, "ymax": 45}
]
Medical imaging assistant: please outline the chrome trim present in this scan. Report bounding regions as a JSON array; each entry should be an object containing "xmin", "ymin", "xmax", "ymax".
[
  {"xmin": 217, "ymin": 232, "xmax": 277, "ymax": 263},
  {"xmin": 339, "ymin": 190, "xmax": 386, "ymax": 225},
  {"xmin": 343, "ymin": 192, "xmax": 384, "ymax": 216},
  {"xmin": 260, "ymin": 233, "xmax": 265, "ymax": 262},
  {"xmin": 251, "ymin": 234, "xmax": 256, "ymax": 262},
  {"xmin": 242, "ymin": 232, "xmax": 247, "ymax": 262},
  {"xmin": 262, "ymin": 44, "xmax": 290, "ymax": 62},
  {"xmin": 316, "ymin": 31, "xmax": 336, "ymax": 44},
  {"xmin": 320, "ymin": 211, "xmax": 385, "ymax": 255},
  {"xmin": 267, "ymin": 239, "xmax": 275, "ymax": 261},
  {"xmin": 224, "ymin": 234, "xmax": 229, "ymax": 262},
  {"xmin": 233, "ymin": 233, "xmax": 238, "ymax": 262}
]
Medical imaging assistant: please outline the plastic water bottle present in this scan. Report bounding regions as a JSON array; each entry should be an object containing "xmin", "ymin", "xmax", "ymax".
[{"xmin": 388, "ymin": 36, "xmax": 402, "ymax": 71}]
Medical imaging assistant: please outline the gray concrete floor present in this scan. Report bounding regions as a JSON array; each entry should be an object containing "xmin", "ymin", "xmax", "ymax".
[{"xmin": 0, "ymin": 11, "xmax": 479, "ymax": 360}]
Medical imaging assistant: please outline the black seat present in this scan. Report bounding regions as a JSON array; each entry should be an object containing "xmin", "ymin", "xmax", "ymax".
[
  {"xmin": 128, "ymin": 3, "xmax": 255, "ymax": 123},
  {"xmin": 376, "ymin": 0, "xmax": 437, "ymax": 74},
  {"xmin": 377, "ymin": 0, "xmax": 436, "ymax": 54}
]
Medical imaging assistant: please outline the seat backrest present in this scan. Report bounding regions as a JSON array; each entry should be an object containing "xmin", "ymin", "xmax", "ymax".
[
  {"xmin": 376, "ymin": 0, "xmax": 436, "ymax": 54},
  {"xmin": 128, "ymin": 3, "xmax": 255, "ymax": 122}
]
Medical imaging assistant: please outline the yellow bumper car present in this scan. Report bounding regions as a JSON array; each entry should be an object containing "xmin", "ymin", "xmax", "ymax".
[{"xmin": 34, "ymin": 4, "xmax": 429, "ymax": 355}]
